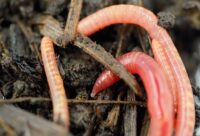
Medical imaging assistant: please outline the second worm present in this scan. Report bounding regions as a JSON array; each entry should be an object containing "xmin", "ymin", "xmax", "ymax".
[{"xmin": 41, "ymin": 37, "xmax": 69, "ymax": 129}]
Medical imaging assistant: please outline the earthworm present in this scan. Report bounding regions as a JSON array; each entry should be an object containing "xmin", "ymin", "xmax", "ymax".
[
  {"xmin": 41, "ymin": 37, "xmax": 69, "ymax": 129},
  {"xmin": 77, "ymin": 4, "xmax": 195, "ymax": 136},
  {"xmin": 92, "ymin": 52, "xmax": 174, "ymax": 136}
]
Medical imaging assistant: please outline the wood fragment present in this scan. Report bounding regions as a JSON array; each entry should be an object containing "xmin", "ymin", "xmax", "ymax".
[
  {"xmin": 36, "ymin": 15, "xmax": 64, "ymax": 46},
  {"xmin": 16, "ymin": 19, "xmax": 42, "ymax": 61},
  {"xmin": 0, "ymin": 104, "xmax": 69, "ymax": 136},
  {"xmin": 64, "ymin": 0, "xmax": 83, "ymax": 44},
  {"xmin": 124, "ymin": 90, "xmax": 137, "ymax": 136},
  {"xmin": 135, "ymin": 27, "xmax": 152, "ymax": 55},
  {"xmin": 140, "ymin": 112, "xmax": 150, "ymax": 136},
  {"xmin": 102, "ymin": 92, "xmax": 123, "ymax": 128},
  {"xmin": 115, "ymin": 25, "xmax": 132, "ymax": 57},
  {"xmin": 83, "ymin": 116, "xmax": 96, "ymax": 136}
]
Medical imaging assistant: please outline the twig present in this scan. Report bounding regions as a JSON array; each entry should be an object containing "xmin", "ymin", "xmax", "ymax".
[
  {"xmin": 115, "ymin": 25, "xmax": 132, "ymax": 57},
  {"xmin": 0, "ymin": 97, "xmax": 146, "ymax": 107},
  {"xmin": 64, "ymin": 0, "xmax": 83, "ymax": 45},
  {"xmin": 124, "ymin": 89, "xmax": 137, "ymax": 136},
  {"xmin": 16, "ymin": 19, "xmax": 42, "ymax": 61},
  {"xmin": 74, "ymin": 34, "xmax": 142, "ymax": 96},
  {"xmin": 69, "ymin": 99, "xmax": 146, "ymax": 106},
  {"xmin": 135, "ymin": 27, "xmax": 152, "ymax": 55},
  {"xmin": 0, "ymin": 97, "xmax": 50, "ymax": 104},
  {"xmin": 140, "ymin": 112, "xmax": 150, "ymax": 136}
]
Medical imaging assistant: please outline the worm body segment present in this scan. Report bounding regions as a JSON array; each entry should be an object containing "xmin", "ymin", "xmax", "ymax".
[
  {"xmin": 78, "ymin": 4, "xmax": 195, "ymax": 136},
  {"xmin": 41, "ymin": 37, "xmax": 69, "ymax": 129},
  {"xmin": 92, "ymin": 52, "xmax": 174, "ymax": 136}
]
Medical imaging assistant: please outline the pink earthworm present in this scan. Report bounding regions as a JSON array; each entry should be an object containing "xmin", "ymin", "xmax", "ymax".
[
  {"xmin": 77, "ymin": 4, "xmax": 195, "ymax": 136},
  {"xmin": 91, "ymin": 52, "xmax": 174, "ymax": 136},
  {"xmin": 41, "ymin": 37, "xmax": 69, "ymax": 129}
]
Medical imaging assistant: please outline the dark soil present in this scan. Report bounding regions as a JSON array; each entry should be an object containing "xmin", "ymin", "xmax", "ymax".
[{"xmin": 0, "ymin": 0, "xmax": 200, "ymax": 136}]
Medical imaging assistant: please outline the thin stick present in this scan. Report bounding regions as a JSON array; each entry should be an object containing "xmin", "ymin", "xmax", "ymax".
[
  {"xmin": 74, "ymin": 34, "xmax": 141, "ymax": 96},
  {"xmin": 16, "ymin": 19, "xmax": 42, "ymax": 61},
  {"xmin": 0, "ymin": 97, "xmax": 146, "ymax": 107},
  {"xmin": 64, "ymin": 0, "xmax": 83, "ymax": 35}
]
